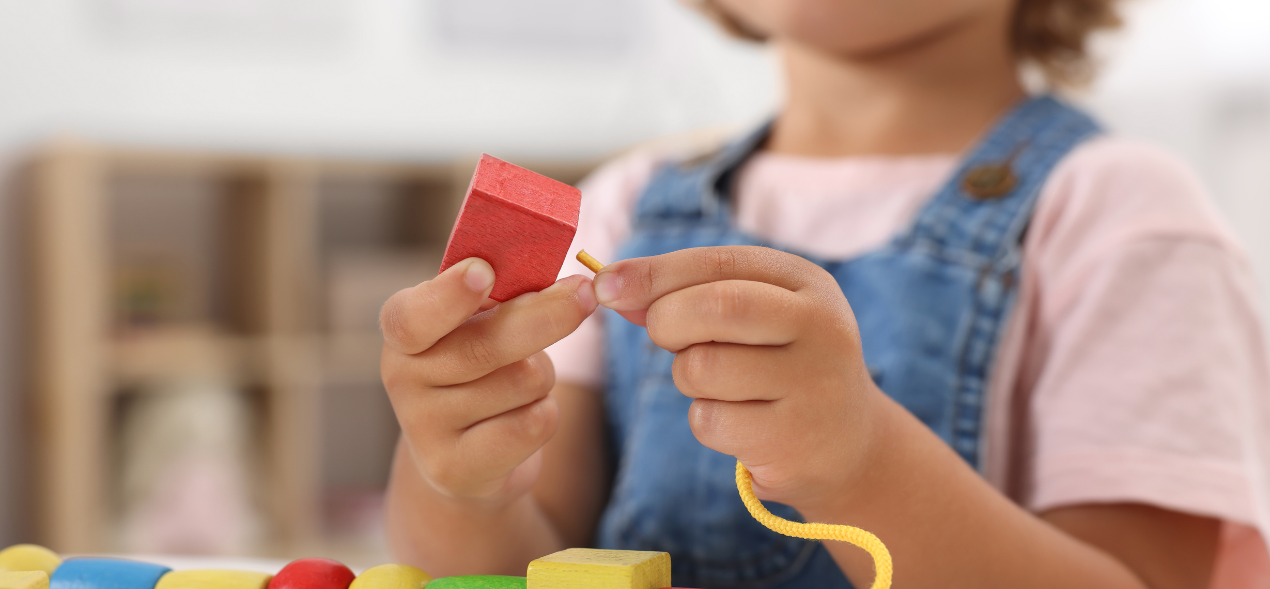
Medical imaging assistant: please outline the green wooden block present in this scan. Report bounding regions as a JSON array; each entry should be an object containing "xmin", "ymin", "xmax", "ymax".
[{"xmin": 427, "ymin": 576, "xmax": 526, "ymax": 589}]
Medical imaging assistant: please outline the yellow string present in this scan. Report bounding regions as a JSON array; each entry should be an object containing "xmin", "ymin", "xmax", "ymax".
[
  {"xmin": 735, "ymin": 455, "xmax": 893, "ymax": 589},
  {"xmin": 578, "ymin": 251, "xmax": 893, "ymax": 588}
]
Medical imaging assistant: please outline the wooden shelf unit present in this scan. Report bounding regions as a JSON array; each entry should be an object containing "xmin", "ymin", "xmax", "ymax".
[{"xmin": 27, "ymin": 142, "xmax": 320, "ymax": 555}]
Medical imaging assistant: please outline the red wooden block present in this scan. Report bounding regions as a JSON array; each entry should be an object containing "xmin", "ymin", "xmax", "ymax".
[
  {"xmin": 440, "ymin": 154, "xmax": 582, "ymax": 302},
  {"xmin": 267, "ymin": 558, "xmax": 355, "ymax": 589}
]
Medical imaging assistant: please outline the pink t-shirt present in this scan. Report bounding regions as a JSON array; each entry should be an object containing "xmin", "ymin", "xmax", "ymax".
[{"xmin": 546, "ymin": 135, "xmax": 1270, "ymax": 586}]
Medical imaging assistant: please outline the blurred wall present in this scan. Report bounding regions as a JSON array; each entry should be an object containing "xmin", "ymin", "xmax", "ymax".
[
  {"xmin": 0, "ymin": 0, "xmax": 1268, "ymax": 545},
  {"xmin": 0, "ymin": 0, "xmax": 777, "ymax": 160}
]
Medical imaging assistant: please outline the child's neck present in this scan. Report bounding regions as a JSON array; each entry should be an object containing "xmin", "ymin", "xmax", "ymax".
[{"xmin": 767, "ymin": 7, "xmax": 1026, "ymax": 158}]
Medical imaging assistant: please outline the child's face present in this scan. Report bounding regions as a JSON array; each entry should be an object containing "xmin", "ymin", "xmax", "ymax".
[{"xmin": 713, "ymin": 0, "xmax": 1013, "ymax": 57}]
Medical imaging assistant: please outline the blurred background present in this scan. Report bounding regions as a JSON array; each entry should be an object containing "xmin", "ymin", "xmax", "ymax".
[{"xmin": 0, "ymin": 0, "xmax": 1267, "ymax": 570}]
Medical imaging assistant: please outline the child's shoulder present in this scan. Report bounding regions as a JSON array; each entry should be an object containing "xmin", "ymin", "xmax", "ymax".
[
  {"xmin": 1054, "ymin": 134, "xmax": 1204, "ymax": 196},
  {"xmin": 1037, "ymin": 134, "xmax": 1242, "ymax": 254}
]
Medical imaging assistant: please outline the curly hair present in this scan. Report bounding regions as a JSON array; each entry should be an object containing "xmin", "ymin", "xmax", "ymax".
[
  {"xmin": 688, "ymin": 0, "xmax": 1122, "ymax": 88},
  {"xmin": 1013, "ymin": 0, "xmax": 1121, "ymax": 87}
]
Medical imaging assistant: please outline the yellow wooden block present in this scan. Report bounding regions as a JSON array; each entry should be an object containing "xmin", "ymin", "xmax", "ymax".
[
  {"xmin": 527, "ymin": 549, "xmax": 669, "ymax": 589},
  {"xmin": 0, "ymin": 571, "xmax": 49, "ymax": 589},
  {"xmin": 0, "ymin": 545, "xmax": 61, "ymax": 575},
  {"xmin": 154, "ymin": 570, "xmax": 273, "ymax": 589},
  {"xmin": 349, "ymin": 564, "xmax": 432, "ymax": 589}
]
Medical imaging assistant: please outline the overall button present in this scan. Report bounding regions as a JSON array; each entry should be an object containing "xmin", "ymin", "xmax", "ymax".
[{"xmin": 961, "ymin": 163, "xmax": 1017, "ymax": 199}]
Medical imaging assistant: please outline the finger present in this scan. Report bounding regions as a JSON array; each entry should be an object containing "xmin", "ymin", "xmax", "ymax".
[
  {"xmin": 612, "ymin": 308, "xmax": 648, "ymax": 327},
  {"xmin": 689, "ymin": 395, "xmax": 872, "ymax": 480},
  {"xmin": 409, "ymin": 394, "xmax": 559, "ymax": 498},
  {"xmin": 381, "ymin": 258, "xmax": 497, "ymax": 355},
  {"xmin": 417, "ymin": 275, "xmax": 598, "ymax": 386},
  {"xmin": 673, "ymin": 343, "xmax": 814, "ymax": 402},
  {"xmin": 593, "ymin": 246, "xmax": 828, "ymax": 311},
  {"xmin": 646, "ymin": 280, "xmax": 807, "ymax": 352},
  {"xmin": 687, "ymin": 398, "xmax": 785, "ymax": 466},
  {"xmin": 390, "ymin": 352, "xmax": 555, "ymax": 434},
  {"xmin": 452, "ymin": 394, "xmax": 560, "ymax": 493}
]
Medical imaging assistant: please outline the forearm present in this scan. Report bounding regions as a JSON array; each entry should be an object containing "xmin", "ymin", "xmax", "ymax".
[
  {"xmin": 384, "ymin": 439, "xmax": 567, "ymax": 577},
  {"xmin": 806, "ymin": 390, "xmax": 1146, "ymax": 589}
]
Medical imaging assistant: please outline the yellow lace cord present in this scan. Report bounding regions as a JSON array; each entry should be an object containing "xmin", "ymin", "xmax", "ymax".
[
  {"xmin": 577, "ymin": 251, "xmax": 893, "ymax": 589},
  {"xmin": 736, "ymin": 462, "xmax": 893, "ymax": 589}
]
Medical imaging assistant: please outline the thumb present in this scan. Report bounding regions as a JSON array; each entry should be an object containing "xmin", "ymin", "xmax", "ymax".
[{"xmin": 380, "ymin": 257, "xmax": 496, "ymax": 355}]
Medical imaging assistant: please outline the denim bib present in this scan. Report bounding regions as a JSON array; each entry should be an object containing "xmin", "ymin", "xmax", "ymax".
[{"xmin": 597, "ymin": 96, "xmax": 1101, "ymax": 589}]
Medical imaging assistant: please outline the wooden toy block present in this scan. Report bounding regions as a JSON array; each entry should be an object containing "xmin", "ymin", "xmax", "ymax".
[
  {"xmin": 0, "ymin": 571, "xmax": 48, "ymax": 589},
  {"xmin": 348, "ymin": 564, "xmax": 431, "ymax": 589},
  {"xmin": 154, "ymin": 570, "xmax": 272, "ymax": 589},
  {"xmin": 50, "ymin": 558, "xmax": 170, "ymax": 589},
  {"xmin": 0, "ymin": 545, "xmax": 61, "ymax": 575},
  {"xmin": 440, "ymin": 154, "xmax": 581, "ymax": 302},
  {"xmin": 267, "ymin": 559, "xmax": 355, "ymax": 589},
  {"xmin": 426, "ymin": 576, "xmax": 524, "ymax": 589},
  {"xmin": 526, "ymin": 549, "xmax": 669, "ymax": 589}
]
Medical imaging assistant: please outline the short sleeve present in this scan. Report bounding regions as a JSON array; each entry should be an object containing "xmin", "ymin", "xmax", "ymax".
[
  {"xmin": 1026, "ymin": 237, "xmax": 1263, "ymax": 521},
  {"xmin": 1006, "ymin": 137, "xmax": 1270, "ymax": 536}
]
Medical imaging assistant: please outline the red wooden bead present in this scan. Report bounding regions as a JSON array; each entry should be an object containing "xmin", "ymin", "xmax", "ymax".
[
  {"xmin": 440, "ymin": 154, "xmax": 582, "ymax": 302},
  {"xmin": 267, "ymin": 558, "xmax": 355, "ymax": 589}
]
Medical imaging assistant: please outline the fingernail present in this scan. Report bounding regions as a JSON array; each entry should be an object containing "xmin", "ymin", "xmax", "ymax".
[
  {"xmin": 594, "ymin": 272, "xmax": 621, "ymax": 305},
  {"xmin": 464, "ymin": 261, "xmax": 495, "ymax": 292},
  {"xmin": 576, "ymin": 279, "xmax": 597, "ymax": 311}
]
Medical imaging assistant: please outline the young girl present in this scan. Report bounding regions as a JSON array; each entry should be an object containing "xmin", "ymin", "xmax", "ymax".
[{"xmin": 378, "ymin": 0, "xmax": 1270, "ymax": 587}]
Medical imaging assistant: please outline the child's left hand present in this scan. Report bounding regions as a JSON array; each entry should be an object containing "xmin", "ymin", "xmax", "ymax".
[{"xmin": 593, "ymin": 245, "xmax": 886, "ymax": 514}]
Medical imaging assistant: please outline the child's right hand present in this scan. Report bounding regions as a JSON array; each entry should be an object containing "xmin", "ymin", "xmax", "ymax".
[{"xmin": 379, "ymin": 258, "xmax": 598, "ymax": 503}]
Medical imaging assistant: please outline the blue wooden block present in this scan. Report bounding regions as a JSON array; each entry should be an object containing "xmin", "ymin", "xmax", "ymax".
[{"xmin": 50, "ymin": 558, "xmax": 170, "ymax": 589}]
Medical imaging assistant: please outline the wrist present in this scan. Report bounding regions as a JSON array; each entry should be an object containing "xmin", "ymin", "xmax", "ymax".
[
  {"xmin": 396, "ymin": 437, "xmax": 533, "ymax": 516},
  {"xmin": 387, "ymin": 443, "xmax": 565, "ymax": 576},
  {"xmin": 793, "ymin": 383, "xmax": 897, "ymax": 522}
]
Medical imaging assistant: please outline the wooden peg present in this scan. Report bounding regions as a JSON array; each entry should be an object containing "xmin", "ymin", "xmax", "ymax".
[{"xmin": 576, "ymin": 250, "xmax": 604, "ymax": 274}]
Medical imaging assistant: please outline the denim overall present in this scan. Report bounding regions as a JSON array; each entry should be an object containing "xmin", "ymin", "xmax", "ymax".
[{"xmin": 597, "ymin": 96, "xmax": 1101, "ymax": 589}]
